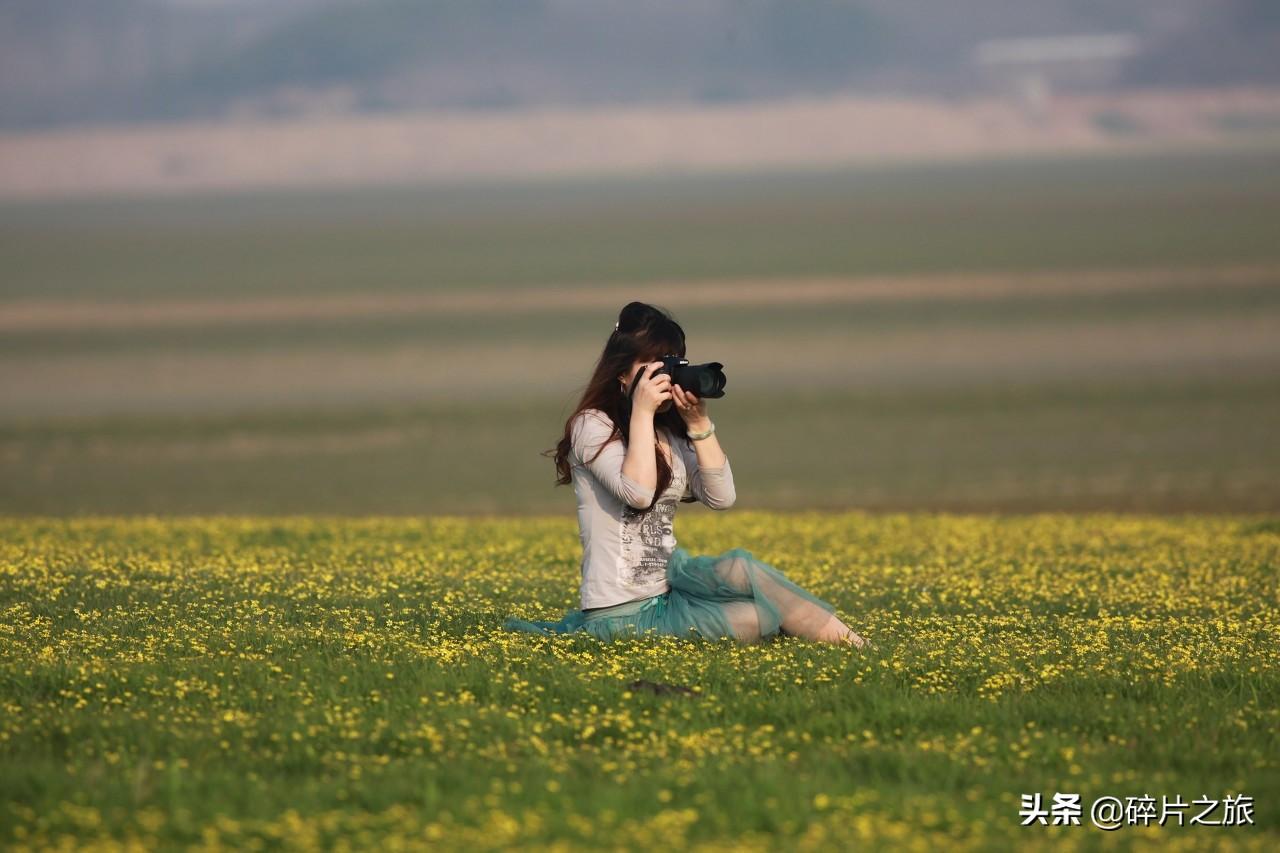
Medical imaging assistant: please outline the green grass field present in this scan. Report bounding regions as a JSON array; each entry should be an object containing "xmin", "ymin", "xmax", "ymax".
[{"xmin": 2, "ymin": 513, "xmax": 1276, "ymax": 850}]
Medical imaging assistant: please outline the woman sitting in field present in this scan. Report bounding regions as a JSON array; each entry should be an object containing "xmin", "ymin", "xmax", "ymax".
[{"xmin": 503, "ymin": 301, "xmax": 870, "ymax": 648}]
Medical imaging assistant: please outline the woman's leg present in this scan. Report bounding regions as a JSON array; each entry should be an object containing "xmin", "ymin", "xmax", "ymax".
[
  {"xmin": 720, "ymin": 599, "xmax": 764, "ymax": 643},
  {"xmin": 714, "ymin": 553, "xmax": 868, "ymax": 648}
]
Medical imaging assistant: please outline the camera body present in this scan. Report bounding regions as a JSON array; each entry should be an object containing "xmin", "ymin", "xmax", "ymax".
[
  {"xmin": 652, "ymin": 355, "xmax": 727, "ymax": 399},
  {"xmin": 622, "ymin": 356, "xmax": 727, "ymax": 425}
]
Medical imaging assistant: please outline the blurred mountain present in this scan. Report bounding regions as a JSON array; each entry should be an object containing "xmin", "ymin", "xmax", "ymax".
[{"xmin": 1, "ymin": 0, "xmax": 1277, "ymax": 130}]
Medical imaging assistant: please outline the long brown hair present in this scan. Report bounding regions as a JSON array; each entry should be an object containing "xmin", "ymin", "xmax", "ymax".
[{"xmin": 546, "ymin": 301, "xmax": 695, "ymax": 510}]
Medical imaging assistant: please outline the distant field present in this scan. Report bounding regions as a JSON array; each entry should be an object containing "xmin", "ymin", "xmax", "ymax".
[
  {"xmin": 2, "ymin": 146, "xmax": 1279, "ymax": 515},
  {"xmin": 3, "ymin": 375, "xmax": 1279, "ymax": 516},
  {"xmin": 1, "ymin": 513, "xmax": 1276, "ymax": 848},
  {"xmin": 5, "ymin": 146, "xmax": 1280, "ymax": 301}
]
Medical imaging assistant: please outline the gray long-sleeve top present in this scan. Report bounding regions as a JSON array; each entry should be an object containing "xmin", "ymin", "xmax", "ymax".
[{"xmin": 569, "ymin": 408, "xmax": 736, "ymax": 609}]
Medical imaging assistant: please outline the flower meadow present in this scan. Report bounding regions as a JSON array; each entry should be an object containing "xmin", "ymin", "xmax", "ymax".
[{"xmin": 1, "ymin": 511, "xmax": 1277, "ymax": 851}]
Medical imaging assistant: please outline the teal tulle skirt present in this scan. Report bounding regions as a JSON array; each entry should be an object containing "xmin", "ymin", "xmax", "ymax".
[{"xmin": 502, "ymin": 545, "xmax": 840, "ymax": 644}]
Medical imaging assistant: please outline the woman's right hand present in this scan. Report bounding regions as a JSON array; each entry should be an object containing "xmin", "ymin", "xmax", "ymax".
[{"xmin": 631, "ymin": 360, "xmax": 672, "ymax": 414}]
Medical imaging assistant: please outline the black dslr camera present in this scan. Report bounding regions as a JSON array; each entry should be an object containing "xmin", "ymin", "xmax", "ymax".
[
  {"xmin": 629, "ymin": 355, "xmax": 727, "ymax": 403},
  {"xmin": 656, "ymin": 355, "xmax": 727, "ymax": 399}
]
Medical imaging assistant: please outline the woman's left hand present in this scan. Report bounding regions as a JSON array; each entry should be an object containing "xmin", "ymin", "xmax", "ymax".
[{"xmin": 672, "ymin": 383, "xmax": 709, "ymax": 427}]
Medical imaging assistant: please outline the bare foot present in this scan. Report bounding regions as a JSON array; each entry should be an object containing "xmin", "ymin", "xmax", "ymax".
[
  {"xmin": 841, "ymin": 631, "xmax": 872, "ymax": 650},
  {"xmin": 817, "ymin": 614, "xmax": 871, "ymax": 649},
  {"xmin": 828, "ymin": 618, "xmax": 875, "ymax": 651}
]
